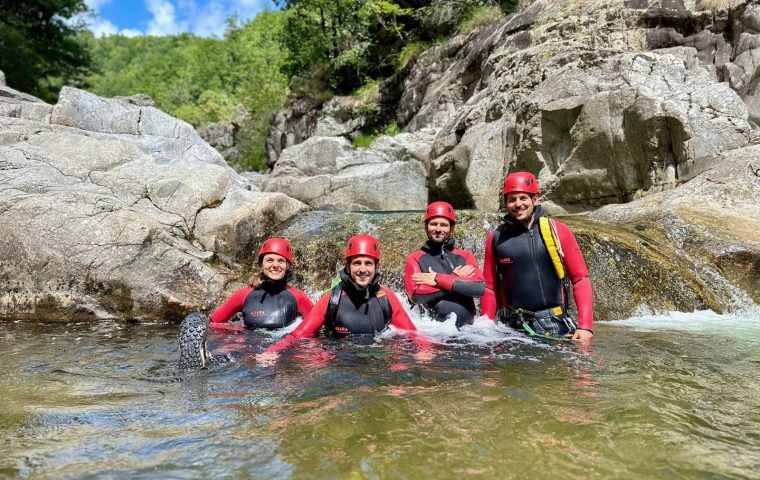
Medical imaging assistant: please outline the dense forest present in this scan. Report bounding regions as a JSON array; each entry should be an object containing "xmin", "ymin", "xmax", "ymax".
[{"xmin": 1, "ymin": 0, "xmax": 520, "ymax": 170}]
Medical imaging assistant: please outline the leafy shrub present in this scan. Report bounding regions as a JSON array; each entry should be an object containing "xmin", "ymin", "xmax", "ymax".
[
  {"xmin": 351, "ymin": 121, "xmax": 401, "ymax": 148},
  {"xmin": 458, "ymin": 5, "xmax": 505, "ymax": 34},
  {"xmin": 396, "ymin": 40, "xmax": 434, "ymax": 71},
  {"xmin": 352, "ymin": 132, "xmax": 378, "ymax": 148}
]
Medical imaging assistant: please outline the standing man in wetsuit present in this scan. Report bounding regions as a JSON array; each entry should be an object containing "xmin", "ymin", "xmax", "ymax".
[
  {"xmin": 405, "ymin": 202, "xmax": 485, "ymax": 327},
  {"xmin": 482, "ymin": 172, "xmax": 594, "ymax": 340}
]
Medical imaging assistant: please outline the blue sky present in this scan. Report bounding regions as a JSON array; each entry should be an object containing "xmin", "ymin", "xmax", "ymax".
[{"xmin": 83, "ymin": 0, "xmax": 276, "ymax": 38}]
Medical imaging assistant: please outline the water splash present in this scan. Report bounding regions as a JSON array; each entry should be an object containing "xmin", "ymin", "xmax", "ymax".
[{"xmin": 602, "ymin": 309, "xmax": 760, "ymax": 338}]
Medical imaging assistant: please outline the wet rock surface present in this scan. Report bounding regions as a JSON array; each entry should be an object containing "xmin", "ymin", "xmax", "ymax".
[
  {"xmin": 0, "ymin": 87, "xmax": 306, "ymax": 321},
  {"xmin": 265, "ymin": 1, "xmax": 759, "ymax": 214}
]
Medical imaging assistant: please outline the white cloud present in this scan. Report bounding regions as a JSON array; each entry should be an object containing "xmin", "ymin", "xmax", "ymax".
[
  {"xmin": 84, "ymin": 0, "xmax": 113, "ymax": 10},
  {"xmin": 191, "ymin": 1, "xmax": 228, "ymax": 37},
  {"xmin": 121, "ymin": 28, "xmax": 144, "ymax": 38},
  {"xmin": 83, "ymin": 0, "xmax": 148, "ymax": 37},
  {"xmin": 89, "ymin": 17, "xmax": 118, "ymax": 36},
  {"xmin": 146, "ymin": 0, "xmax": 186, "ymax": 35},
  {"xmin": 174, "ymin": 0, "xmax": 273, "ymax": 37},
  {"xmin": 84, "ymin": 0, "xmax": 274, "ymax": 39}
]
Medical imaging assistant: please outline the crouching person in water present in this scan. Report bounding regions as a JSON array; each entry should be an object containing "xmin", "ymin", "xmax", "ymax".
[
  {"xmin": 178, "ymin": 237, "xmax": 314, "ymax": 370},
  {"xmin": 405, "ymin": 202, "xmax": 485, "ymax": 327},
  {"xmin": 257, "ymin": 234, "xmax": 430, "ymax": 364},
  {"xmin": 482, "ymin": 172, "xmax": 594, "ymax": 341}
]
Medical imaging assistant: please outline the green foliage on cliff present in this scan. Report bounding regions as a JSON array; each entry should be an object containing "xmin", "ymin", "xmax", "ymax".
[
  {"xmin": 80, "ymin": 1, "xmax": 522, "ymax": 170},
  {"xmin": 0, "ymin": 0, "xmax": 91, "ymax": 102}
]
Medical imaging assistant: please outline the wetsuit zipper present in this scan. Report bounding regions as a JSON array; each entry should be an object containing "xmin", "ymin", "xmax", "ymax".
[
  {"xmin": 529, "ymin": 228, "xmax": 547, "ymax": 307},
  {"xmin": 276, "ymin": 292, "xmax": 284, "ymax": 328},
  {"xmin": 441, "ymin": 248, "xmax": 455, "ymax": 272}
]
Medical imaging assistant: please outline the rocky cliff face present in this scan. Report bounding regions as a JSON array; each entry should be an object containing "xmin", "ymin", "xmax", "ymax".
[
  {"xmin": 2, "ymin": 0, "xmax": 759, "ymax": 323},
  {"xmin": 265, "ymin": 0, "xmax": 760, "ymax": 213},
  {"xmin": 0, "ymin": 83, "xmax": 306, "ymax": 321}
]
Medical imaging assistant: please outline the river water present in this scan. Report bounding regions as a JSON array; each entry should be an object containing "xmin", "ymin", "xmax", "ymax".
[{"xmin": 1, "ymin": 305, "xmax": 759, "ymax": 479}]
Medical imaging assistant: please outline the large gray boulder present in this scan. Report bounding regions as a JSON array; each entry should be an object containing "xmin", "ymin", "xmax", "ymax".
[
  {"xmin": 589, "ymin": 142, "xmax": 760, "ymax": 307},
  {"xmin": 514, "ymin": 48, "xmax": 750, "ymax": 210},
  {"xmin": 0, "ymin": 87, "xmax": 306, "ymax": 321},
  {"xmin": 264, "ymin": 135, "xmax": 428, "ymax": 210}
]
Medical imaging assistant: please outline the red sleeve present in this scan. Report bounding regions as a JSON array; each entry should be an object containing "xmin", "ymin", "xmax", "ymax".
[
  {"xmin": 436, "ymin": 250, "xmax": 486, "ymax": 290},
  {"xmin": 404, "ymin": 252, "xmax": 441, "ymax": 297},
  {"xmin": 481, "ymin": 232, "xmax": 499, "ymax": 319},
  {"xmin": 554, "ymin": 221, "xmax": 594, "ymax": 330},
  {"xmin": 465, "ymin": 251, "xmax": 485, "ymax": 281},
  {"xmin": 287, "ymin": 286, "xmax": 315, "ymax": 317},
  {"xmin": 209, "ymin": 287, "xmax": 252, "ymax": 323},
  {"xmin": 267, "ymin": 292, "xmax": 329, "ymax": 352},
  {"xmin": 383, "ymin": 287, "xmax": 416, "ymax": 331},
  {"xmin": 383, "ymin": 287, "xmax": 434, "ymax": 350}
]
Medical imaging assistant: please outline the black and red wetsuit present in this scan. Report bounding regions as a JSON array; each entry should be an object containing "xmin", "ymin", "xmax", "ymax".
[
  {"xmin": 405, "ymin": 239, "xmax": 485, "ymax": 326},
  {"xmin": 209, "ymin": 277, "xmax": 314, "ymax": 330},
  {"xmin": 482, "ymin": 206, "xmax": 593, "ymax": 332},
  {"xmin": 268, "ymin": 269, "xmax": 424, "ymax": 351}
]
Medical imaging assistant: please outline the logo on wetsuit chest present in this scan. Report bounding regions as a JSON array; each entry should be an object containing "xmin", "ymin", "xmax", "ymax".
[
  {"xmin": 334, "ymin": 325, "xmax": 350, "ymax": 333},
  {"xmin": 248, "ymin": 309, "xmax": 267, "ymax": 317},
  {"xmin": 499, "ymin": 257, "xmax": 513, "ymax": 264}
]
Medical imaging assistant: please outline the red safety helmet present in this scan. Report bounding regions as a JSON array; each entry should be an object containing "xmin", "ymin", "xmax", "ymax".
[
  {"xmin": 423, "ymin": 201, "xmax": 457, "ymax": 224},
  {"xmin": 258, "ymin": 237, "xmax": 294, "ymax": 263},
  {"xmin": 344, "ymin": 234, "xmax": 381, "ymax": 261},
  {"xmin": 502, "ymin": 171, "xmax": 539, "ymax": 195}
]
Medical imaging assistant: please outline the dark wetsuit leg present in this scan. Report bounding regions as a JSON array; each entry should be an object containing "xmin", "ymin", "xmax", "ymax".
[{"xmin": 430, "ymin": 298, "xmax": 474, "ymax": 327}]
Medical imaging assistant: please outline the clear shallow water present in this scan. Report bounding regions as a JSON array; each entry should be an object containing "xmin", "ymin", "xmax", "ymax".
[{"xmin": 1, "ymin": 306, "xmax": 759, "ymax": 479}]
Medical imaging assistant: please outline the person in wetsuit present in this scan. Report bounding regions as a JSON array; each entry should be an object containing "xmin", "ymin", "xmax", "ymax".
[
  {"xmin": 405, "ymin": 201, "xmax": 485, "ymax": 327},
  {"xmin": 178, "ymin": 238, "xmax": 314, "ymax": 370},
  {"xmin": 209, "ymin": 237, "xmax": 313, "ymax": 330},
  {"xmin": 481, "ymin": 172, "xmax": 594, "ymax": 340},
  {"xmin": 258, "ymin": 234, "xmax": 427, "ymax": 361}
]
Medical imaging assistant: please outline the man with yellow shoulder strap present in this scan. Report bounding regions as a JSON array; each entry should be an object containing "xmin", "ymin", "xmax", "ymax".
[{"xmin": 481, "ymin": 172, "xmax": 594, "ymax": 341}]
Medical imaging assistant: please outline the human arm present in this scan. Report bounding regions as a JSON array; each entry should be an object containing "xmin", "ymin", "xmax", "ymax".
[
  {"xmin": 287, "ymin": 286, "xmax": 315, "ymax": 317},
  {"xmin": 481, "ymin": 232, "xmax": 500, "ymax": 319},
  {"xmin": 209, "ymin": 288, "xmax": 252, "ymax": 323},
  {"xmin": 265, "ymin": 292, "xmax": 330, "ymax": 353},
  {"xmin": 554, "ymin": 221, "xmax": 594, "ymax": 336},
  {"xmin": 405, "ymin": 253, "xmax": 448, "ymax": 305},
  {"xmin": 433, "ymin": 250, "xmax": 486, "ymax": 298},
  {"xmin": 384, "ymin": 287, "xmax": 434, "ymax": 352}
]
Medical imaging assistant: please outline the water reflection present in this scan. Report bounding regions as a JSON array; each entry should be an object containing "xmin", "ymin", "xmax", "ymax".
[{"xmin": 1, "ymin": 309, "xmax": 759, "ymax": 478}]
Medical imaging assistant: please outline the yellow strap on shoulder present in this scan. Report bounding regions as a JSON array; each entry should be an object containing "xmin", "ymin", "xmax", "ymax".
[{"xmin": 539, "ymin": 216, "xmax": 565, "ymax": 280}]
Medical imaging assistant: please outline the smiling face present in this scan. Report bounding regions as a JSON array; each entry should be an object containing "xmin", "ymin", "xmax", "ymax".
[
  {"xmin": 506, "ymin": 192, "xmax": 538, "ymax": 224},
  {"xmin": 426, "ymin": 217, "xmax": 453, "ymax": 242},
  {"xmin": 261, "ymin": 253, "xmax": 288, "ymax": 281},
  {"xmin": 348, "ymin": 255, "xmax": 377, "ymax": 288}
]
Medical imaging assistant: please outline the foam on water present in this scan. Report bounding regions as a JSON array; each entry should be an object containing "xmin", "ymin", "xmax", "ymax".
[
  {"xmin": 602, "ymin": 305, "xmax": 760, "ymax": 338},
  {"xmin": 230, "ymin": 289, "xmax": 554, "ymax": 350}
]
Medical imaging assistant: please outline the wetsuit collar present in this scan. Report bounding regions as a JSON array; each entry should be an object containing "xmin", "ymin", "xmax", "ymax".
[
  {"xmin": 258, "ymin": 272, "xmax": 290, "ymax": 292},
  {"xmin": 339, "ymin": 268, "xmax": 380, "ymax": 299},
  {"xmin": 421, "ymin": 238, "xmax": 455, "ymax": 255}
]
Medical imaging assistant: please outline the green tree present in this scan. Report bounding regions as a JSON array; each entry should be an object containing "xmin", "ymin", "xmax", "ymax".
[
  {"xmin": 0, "ymin": 0, "xmax": 91, "ymax": 101},
  {"xmin": 225, "ymin": 11, "xmax": 290, "ymax": 169},
  {"xmin": 277, "ymin": 0, "xmax": 419, "ymax": 93}
]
